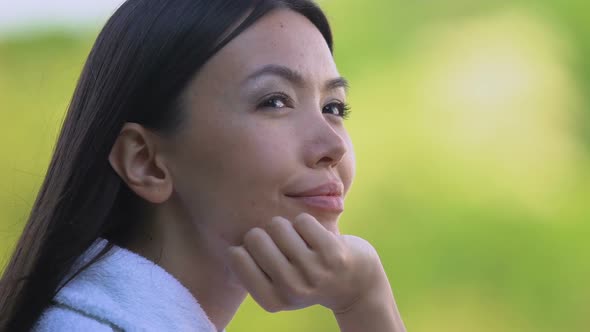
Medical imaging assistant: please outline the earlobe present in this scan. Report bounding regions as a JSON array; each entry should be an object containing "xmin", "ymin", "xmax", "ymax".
[{"xmin": 108, "ymin": 123, "xmax": 173, "ymax": 204}]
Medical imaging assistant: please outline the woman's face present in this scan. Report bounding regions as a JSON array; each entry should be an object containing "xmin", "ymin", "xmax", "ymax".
[{"xmin": 163, "ymin": 9, "xmax": 355, "ymax": 246}]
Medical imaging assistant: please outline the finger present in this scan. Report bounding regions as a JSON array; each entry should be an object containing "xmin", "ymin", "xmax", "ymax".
[
  {"xmin": 266, "ymin": 216, "xmax": 313, "ymax": 265},
  {"xmin": 266, "ymin": 216, "xmax": 325, "ymax": 288},
  {"xmin": 226, "ymin": 245, "xmax": 281, "ymax": 312},
  {"xmin": 243, "ymin": 227, "xmax": 295, "ymax": 286},
  {"xmin": 292, "ymin": 213, "xmax": 335, "ymax": 253}
]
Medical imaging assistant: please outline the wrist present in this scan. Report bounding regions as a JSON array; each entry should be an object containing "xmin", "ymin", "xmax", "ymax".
[{"xmin": 333, "ymin": 268, "xmax": 406, "ymax": 332}]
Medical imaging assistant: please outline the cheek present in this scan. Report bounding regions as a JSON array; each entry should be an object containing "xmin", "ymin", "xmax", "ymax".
[
  {"xmin": 221, "ymin": 123, "xmax": 293, "ymax": 181},
  {"xmin": 205, "ymin": 130, "xmax": 294, "ymax": 244},
  {"xmin": 341, "ymin": 135, "xmax": 356, "ymax": 192},
  {"xmin": 170, "ymin": 120, "xmax": 295, "ymax": 219}
]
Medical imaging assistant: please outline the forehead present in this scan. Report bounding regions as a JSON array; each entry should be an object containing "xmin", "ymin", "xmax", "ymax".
[{"xmin": 200, "ymin": 9, "xmax": 338, "ymax": 84}]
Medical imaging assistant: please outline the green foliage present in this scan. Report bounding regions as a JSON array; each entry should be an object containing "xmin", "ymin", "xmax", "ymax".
[{"xmin": 1, "ymin": 1, "xmax": 589, "ymax": 331}]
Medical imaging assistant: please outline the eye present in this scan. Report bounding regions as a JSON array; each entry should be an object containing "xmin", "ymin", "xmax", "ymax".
[
  {"xmin": 257, "ymin": 93, "xmax": 293, "ymax": 109},
  {"xmin": 323, "ymin": 101, "xmax": 352, "ymax": 120}
]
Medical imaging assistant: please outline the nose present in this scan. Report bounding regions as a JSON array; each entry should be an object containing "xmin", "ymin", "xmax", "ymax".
[{"xmin": 304, "ymin": 118, "xmax": 348, "ymax": 169}]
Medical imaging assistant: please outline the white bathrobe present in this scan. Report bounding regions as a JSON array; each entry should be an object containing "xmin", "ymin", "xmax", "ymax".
[{"xmin": 33, "ymin": 239, "xmax": 224, "ymax": 332}]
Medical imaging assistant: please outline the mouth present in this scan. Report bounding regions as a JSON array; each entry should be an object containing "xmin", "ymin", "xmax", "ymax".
[
  {"xmin": 285, "ymin": 181, "xmax": 345, "ymax": 213},
  {"xmin": 284, "ymin": 194, "xmax": 344, "ymax": 213}
]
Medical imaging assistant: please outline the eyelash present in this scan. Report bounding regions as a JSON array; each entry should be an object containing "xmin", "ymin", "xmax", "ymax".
[{"xmin": 257, "ymin": 93, "xmax": 352, "ymax": 120}]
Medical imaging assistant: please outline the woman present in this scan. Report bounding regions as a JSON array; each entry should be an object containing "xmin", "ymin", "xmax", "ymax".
[{"xmin": 0, "ymin": 0, "xmax": 406, "ymax": 331}]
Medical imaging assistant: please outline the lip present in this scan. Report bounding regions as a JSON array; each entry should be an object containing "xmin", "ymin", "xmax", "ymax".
[
  {"xmin": 286, "ymin": 182, "xmax": 344, "ymax": 197},
  {"xmin": 286, "ymin": 182, "xmax": 344, "ymax": 212},
  {"xmin": 287, "ymin": 195, "xmax": 344, "ymax": 212}
]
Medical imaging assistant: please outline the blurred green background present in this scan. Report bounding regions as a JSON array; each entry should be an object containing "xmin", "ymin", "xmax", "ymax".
[{"xmin": 1, "ymin": 1, "xmax": 589, "ymax": 331}]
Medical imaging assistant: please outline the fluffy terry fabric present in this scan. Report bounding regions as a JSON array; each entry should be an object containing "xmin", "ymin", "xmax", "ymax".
[{"xmin": 33, "ymin": 238, "xmax": 223, "ymax": 332}]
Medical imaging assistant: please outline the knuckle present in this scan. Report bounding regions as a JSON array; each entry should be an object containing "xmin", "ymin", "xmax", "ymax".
[
  {"xmin": 261, "ymin": 299, "xmax": 283, "ymax": 313},
  {"xmin": 276, "ymin": 283, "xmax": 311, "ymax": 308},
  {"xmin": 324, "ymin": 249, "xmax": 348, "ymax": 269},
  {"xmin": 294, "ymin": 285, "xmax": 312, "ymax": 299},
  {"xmin": 271, "ymin": 270, "xmax": 289, "ymax": 287},
  {"xmin": 304, "ymin": 268, "xmax": 329, "ymax": 288},
  {"xmin": 282, "ymin": 283, "xmax": 306, "ymax": 298}
]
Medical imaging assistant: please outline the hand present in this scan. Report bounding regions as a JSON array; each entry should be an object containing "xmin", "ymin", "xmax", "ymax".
[{"xmin": 225, "ymin": 213, "xmax": 384, "ymax": 313}]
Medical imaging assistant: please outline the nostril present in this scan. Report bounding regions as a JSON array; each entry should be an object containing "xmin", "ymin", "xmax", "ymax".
[{"xmin": 317, "ymin": 156, "xmax": 340, "ymax": 168}]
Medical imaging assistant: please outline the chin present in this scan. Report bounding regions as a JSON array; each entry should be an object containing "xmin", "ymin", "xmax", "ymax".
[
  {"xmin": 311, "ymin": 214, "xmax": 340, "ymax": 234},
  {"xmin": 325, "ymin": 222, "xmax": 340, "ymax": 235}
]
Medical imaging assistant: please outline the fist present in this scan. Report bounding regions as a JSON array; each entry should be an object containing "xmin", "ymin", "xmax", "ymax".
[{"xmin": 226, "ymin": 213, "xmax": 383, "ymax": 313}]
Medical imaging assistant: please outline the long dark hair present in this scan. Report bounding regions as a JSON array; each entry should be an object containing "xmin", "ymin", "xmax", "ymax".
[{"xmin": 0, "ymin": 0, "xmax": 333, "ymax": 330}]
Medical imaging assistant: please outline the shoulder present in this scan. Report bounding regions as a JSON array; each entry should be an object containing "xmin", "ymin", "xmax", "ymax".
[{"xmin": 33, "ymin": 304, "xmax": 117, "ymax": 332}]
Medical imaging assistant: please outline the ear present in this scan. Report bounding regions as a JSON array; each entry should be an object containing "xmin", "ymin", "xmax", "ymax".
[{"xmin": 108, "ymin": 123, "xmax": 173, "ymax": 204}]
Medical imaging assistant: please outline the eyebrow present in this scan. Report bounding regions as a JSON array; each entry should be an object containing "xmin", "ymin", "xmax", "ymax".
[{"xmin": 243, "ymin": 64, "xmax": 349, "ymax": 93}]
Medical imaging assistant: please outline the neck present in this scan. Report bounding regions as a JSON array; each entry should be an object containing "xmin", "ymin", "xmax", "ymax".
[{"xmin": 121, "ymin": 206, "xmax": 247, "ymax": 331}]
